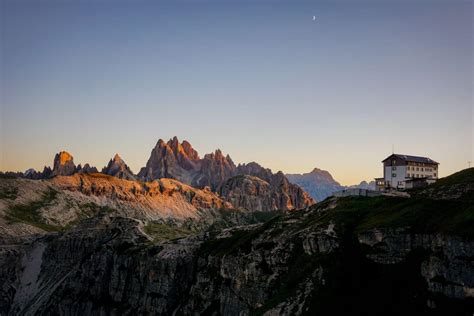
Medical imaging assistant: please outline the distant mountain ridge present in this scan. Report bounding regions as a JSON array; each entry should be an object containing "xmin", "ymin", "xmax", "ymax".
[{"xmin": 286, "ymin": 168, "xmax": 375, "ymax": 201}]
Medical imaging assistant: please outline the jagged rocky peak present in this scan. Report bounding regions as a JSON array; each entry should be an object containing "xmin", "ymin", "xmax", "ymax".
[
  {"xmin": 181, "ymin": 140, "xmax": 199, "ymax": 160},
  {"xmin": 102, "ymin": 153, "xmax": 136, "ymax": 180},
  {"xmin": 76, "ymin": 163, "xmax": 98, "ymax": 174},
  {"xmin": 236, "ymin": 162, "xmax": 273, "ymax": 182},
  {"xmin": 203, "ymin": 149, "xmax": 235, "ymax": 167},
  {"xmin": 196, "ymin": 149, "xmax": 237, "ymax": 190},
  {"xmin": 52, "ymin": 151, "xmax": 76, "ymax": 176},
  {"xmin": 138, "ymin": 137, "xmax": 201, "ymax": 182}
]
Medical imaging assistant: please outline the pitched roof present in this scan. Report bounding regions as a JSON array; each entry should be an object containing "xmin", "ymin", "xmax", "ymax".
[{"xmin": 382, "ymin": 154, "xmax": 439, "ymax": 164}]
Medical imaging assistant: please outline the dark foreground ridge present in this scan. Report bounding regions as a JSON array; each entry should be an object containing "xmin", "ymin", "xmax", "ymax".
[{"xmin": 0, "ymin": 168, "xmax": 473, "ymax": 315}]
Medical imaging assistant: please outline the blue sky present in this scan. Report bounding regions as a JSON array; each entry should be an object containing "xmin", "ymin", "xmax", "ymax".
[{"xmin": 1, "ymin": 0, "xmax": 472, "ymax": 184}]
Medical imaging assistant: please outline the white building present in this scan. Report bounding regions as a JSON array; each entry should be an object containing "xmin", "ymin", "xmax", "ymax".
[{"xmin": 375, "ymin": 154, "xmax": 439, "ymax": 191}]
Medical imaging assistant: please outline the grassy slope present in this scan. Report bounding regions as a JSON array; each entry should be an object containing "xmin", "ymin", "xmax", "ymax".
[
  {"xmin": 306, "ymin": 167, "xmax": 474, "ymax": 238},
  {"xmin": 430, "ymin": 167, "xmax": 474, "ymax": 187},
  {"xmin": 4, "ymin": 187, "xmax": 62, "ymax": 232}
]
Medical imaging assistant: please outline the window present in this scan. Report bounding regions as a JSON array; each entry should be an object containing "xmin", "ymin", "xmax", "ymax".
[
  {"xmin": 434, "ymin": 173, "xmax": 436, "ymax": 177},
  {"xmin": 407, "ymin": 173, "xmax": 411, "ymax": 177},
  {"xmin": 392, "ymin": 173, "xmax": 396, "ymax": 177},
  {"xmin": 421, "ymin": 168, "xmax": 424, "ymax": 171},
  {"xmin": 392, "ymin": 166, "xmax": 396, "ymax": 171},
  {"xmin": 416, "ymin": 167, "xmax": 419, "ymax": 171}
]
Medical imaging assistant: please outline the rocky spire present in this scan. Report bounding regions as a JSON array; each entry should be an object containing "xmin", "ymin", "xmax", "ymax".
[
  {"xmin": 138, "ymin": 137, "xmax": 200, "ymax": 182},
  {"xmin": 52, "ymin": 151, "xmax": 76, "ymax": 176},
  {"xmin": 102, "ymin": 153, "xmax": 136, "ymax": 180},
  {"xmin": 194, "ymin": 149, "xmax": 237, "ymax": 189},
  {"xmin": 77, "ymin": 163, "xmax": 99, "ymax": 174}
]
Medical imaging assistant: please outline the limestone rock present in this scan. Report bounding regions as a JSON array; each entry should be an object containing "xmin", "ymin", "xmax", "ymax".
[
  {"xmin": 102, "ymin": 154, "xmax": 135, "ymax": 180},
  {"xmin": 76, "ymin": 163, "xmax": 99, "ymax": 174},
  {"xmin": 193, "ymin": 149, "xmax": 236, "ymax": 190}
]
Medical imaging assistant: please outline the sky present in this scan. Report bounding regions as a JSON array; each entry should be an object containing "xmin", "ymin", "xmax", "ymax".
[{"xmin": 0, "ymin": 0, "xmax": 472, "ymax": 185}]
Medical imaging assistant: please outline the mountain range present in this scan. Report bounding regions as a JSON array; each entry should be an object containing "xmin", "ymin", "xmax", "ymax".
[
  {"xmin": 6, "ymin": 137, "xmax": 379, "ymax": 206},
  {"xmin": 3, "ymin": 137, "xmax": 315, "ymax": 212}
]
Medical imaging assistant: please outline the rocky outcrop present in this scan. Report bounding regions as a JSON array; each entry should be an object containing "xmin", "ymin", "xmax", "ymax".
[
  {"xmin": 49, "ymin": 174, "xmax": 230, "ymax": 220},
  {"xmin": 52, "ymin": 151, "xmax": 76, "ymax": 177},
  {"xmin": 137, "ymin": 137, "xmax": 200, "ymax": 183},
  {"xmin": 217, "ymin": 175, "xmax": 276, "ymax": 211},
  {"xmin": 76, "ymin": 164, "xmax": 99, "ymax": 174},
  {"xmin": 0, "ymin": 174, "xmax": 232, "ymax": 242},
  {"xmin": 102, "ymin": 154, "xmax": 135, "ymax": 180},
  {"xmin": 237, "ymin": 162, "xmax": 316, "ymax": 209},
  {"xmin": 193, "ymin": 150, "xmax": 236, "ymax": 190}
]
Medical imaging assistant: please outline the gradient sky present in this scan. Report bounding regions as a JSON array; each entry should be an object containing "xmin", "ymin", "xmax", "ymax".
[{"xmin": 1, "ymin": 0, "xmax": 472, "ymax": 185}]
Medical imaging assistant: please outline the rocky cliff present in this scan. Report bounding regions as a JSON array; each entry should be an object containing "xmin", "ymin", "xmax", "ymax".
[{"xmin": 0, "ymin": 168, "xmax": 472, "ymax": 315}]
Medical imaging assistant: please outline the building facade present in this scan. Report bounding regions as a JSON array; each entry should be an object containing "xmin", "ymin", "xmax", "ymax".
[{"xmin": 375, "ymin": 154, "xmax": 439, "ymax": 191}]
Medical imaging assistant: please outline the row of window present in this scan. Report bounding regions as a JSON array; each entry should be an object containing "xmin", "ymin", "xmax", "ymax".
[
  {"xmin": 392, "ymin": 173, "xmax": 437, "ymax": 179},
  {"xmin": 391, "ymin": 166, "xmax": 437, "ymax": 172},
  {"xmin": 407, "ymin": 162, "xmax": 435, "ymax": 167},
  {"xmin": 407, "ymin": 166, "xmax": 436, "ymax": 172},
  {"xmin": 407, "ymin": 173, "xmax": 436, "ymax": 178}
]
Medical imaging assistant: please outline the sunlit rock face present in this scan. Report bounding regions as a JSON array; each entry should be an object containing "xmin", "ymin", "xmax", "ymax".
[
  {"xmin": 101, "ymin": 154, "xmax": 136, "ymax": 180},
  {"xmin": 51, "ymin": 151, "xmax": 76, "ymax": 176}
]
